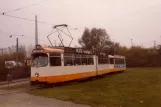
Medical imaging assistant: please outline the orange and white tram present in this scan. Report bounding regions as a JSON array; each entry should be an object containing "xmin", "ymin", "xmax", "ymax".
[{"xmin": 30, "ymin": 45, "xmax": 126, "ymax": 85}]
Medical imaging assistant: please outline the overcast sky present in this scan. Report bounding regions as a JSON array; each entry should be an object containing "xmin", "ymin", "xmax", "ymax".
[{"xmin": 1, "ymin": 0, "xmax": 161, "ymax": 48}]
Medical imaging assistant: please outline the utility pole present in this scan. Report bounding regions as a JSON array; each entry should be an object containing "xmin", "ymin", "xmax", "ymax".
[
  {"xmin": 16, "ymin": 38, "xmax": 18, "ymax": 66},
  {"xmin": 35, "ymin": 15, "xmax": 38, "ymax": 47},
  {"xmin": 154, "ymin": 41, "xmax": 156, "ymax": 48},
  {"xmin": 1, "ymin": 48, "xmax": 4, "ymax": 55},
  {"xmin": 131, "ymin": 39, "xmax": 133, "ymax": 47},
  {"xmin": 160, "ymin": 35, "xmax": 161, "ymax": 44}
]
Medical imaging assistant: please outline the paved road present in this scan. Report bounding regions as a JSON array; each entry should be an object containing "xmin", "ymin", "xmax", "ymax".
[
  {"xmin": 0, "ymin": 79, "xmax": 90, "ymax": 107},
  {"xmin": 0, "ymin": 92, "xmax": 90, "ymax": 107},
  {"xmin": 0, "ymin": 78, "xmax": 29, "ymax": 85},
  {"xmin": 0, "ymin": 80, "xmax": 29, "ymax": 88}
]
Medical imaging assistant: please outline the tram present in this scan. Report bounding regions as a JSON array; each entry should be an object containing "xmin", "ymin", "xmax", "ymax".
[{"xmin": 30, "ymin": 44, "xmax": 126, "ymax": 85}]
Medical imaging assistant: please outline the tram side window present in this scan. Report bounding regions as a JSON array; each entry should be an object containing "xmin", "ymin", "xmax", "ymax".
[
  {"xmin": 122, "ymin": 59, "xmax": 125, "ymax": 64},
  {"xmin": 115, "ymin": 58, "xmax": 124, "ymax": 64},
  {"xmin": 110, "ymin": 58, "xmax": 114, "ymax": 64},
  {"xmin": 81, "ymin": 55, "xmax": 88, "ymax": 65},
  {"xmin": 115, "ymin": 58, "xmax": 118, "ymax": 64},
  {"xmin": 98, "ymin": 58, "xmax": 102, "ymax": 64},
  {"xmin": 50, "ymin": 53, "xmax": 61, "ymax": 66},
  {"xmin": 99, "ymin": 59, "xmax": 106, "ymax": 64},
  {"xmin": 64, "ymin": 53, "xmax": 74, "ymax": 66},
  {"xmin": 74, "ymin": 55, "xmax": 81, "ymax": 65},
  {"xmin": 88, "ymin": 56, "xmax": 94, "ymax": 65},
  {"xmin": 64, "ymin": 54, "xmax": 94, "ymax": 66},
  {"xmin": 98, "ymin": 56, "xmax": 108, "ymax": 64}
]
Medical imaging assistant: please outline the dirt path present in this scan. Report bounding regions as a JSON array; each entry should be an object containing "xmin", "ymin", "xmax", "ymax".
[{"xmin": 0, "ymin": 92, "xmax": 90, "ymax": 107}]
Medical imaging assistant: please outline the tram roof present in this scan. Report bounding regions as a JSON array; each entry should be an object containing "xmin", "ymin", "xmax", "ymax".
[
  {"xmin": 32, "ymin": 45, "xmax": 64, "ymax": 54},
  {"xmin": 32, "ymin": 45, "xmax": 125, "ymax": 58},
  {"xmin": 32, "ymin": 45, "xmax": 94, "ymax": 55}
]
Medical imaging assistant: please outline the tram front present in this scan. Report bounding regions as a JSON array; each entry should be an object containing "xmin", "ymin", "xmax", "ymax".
[{"xmin": 30, "ymin": 45, "xmax": 49, "ymax": 85}]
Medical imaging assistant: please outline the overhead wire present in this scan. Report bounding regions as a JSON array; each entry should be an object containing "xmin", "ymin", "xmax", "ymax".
[
  {"xmin": 0, "ymin": 13, "xmax": 85, "ymax": 33},
  {"xmin": 1, "ymin": 2, "xmax": 161, "ymax": 29},
  {"xmin": 1, "ymin": 2, "xmax": 161, "ymax": 48},
  {"xmin": 68, "ymin": 26, "xmax": 85, "ymax": 34},
  {"xmin": 0, "ymin": 30, "xmax": 49, "ymax": 43},
  {"xmin": 2, "ymin": 0, "xmax": 50, "ymax": 15},
  {"xmin": 0, "ymin": 0, "xmax": 85, "ymax": 45},
  {"xmin": 0, "ymin": 0, "xmax": 54, "ymax": 26},
  {"xmin": 0, "ymin": 30, "xmax": 23, "ymax": 37},
  {"xmin": 0, "ymin": 14, "xmax": 54, "ymax": 26}
]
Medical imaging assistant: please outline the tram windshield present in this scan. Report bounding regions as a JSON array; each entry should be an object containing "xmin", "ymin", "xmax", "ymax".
[{"xmin": 31, "ymin": 53, "xmax": 48, "ymax": 67}]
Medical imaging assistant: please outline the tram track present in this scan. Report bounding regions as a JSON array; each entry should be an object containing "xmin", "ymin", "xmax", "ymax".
[
  {"xmin": 0, "ymin": 78, "xmax": 92, "ymax": 96},
  {"xmin": 0, "ymin": 71, "xmax": 123, "ymax": 96}
]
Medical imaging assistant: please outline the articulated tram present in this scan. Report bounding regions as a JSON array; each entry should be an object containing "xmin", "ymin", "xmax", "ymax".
[{"xmin": 30, "ymin": 45, "xmax": 126, "ymax": 85}]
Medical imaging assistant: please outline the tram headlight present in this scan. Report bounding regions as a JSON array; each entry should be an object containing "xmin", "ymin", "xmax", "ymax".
[{"xmin": 35, "ymin": 72, "xmax": 39, "ymax": 77}]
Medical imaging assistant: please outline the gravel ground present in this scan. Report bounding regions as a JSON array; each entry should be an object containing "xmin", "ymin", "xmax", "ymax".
[{"xmin": 0, "ymin": 92, "xmax": 91, "ymax": 107}]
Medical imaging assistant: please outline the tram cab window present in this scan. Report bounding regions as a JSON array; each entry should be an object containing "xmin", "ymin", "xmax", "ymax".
[
  {"xmin": 110, "ymin": 58, "xmax": 114, "ymax": 64},
  {"xmin": 32, "ymin": 53, "xmax": 48, "ymax": 67},
  {"xmin": 49, "ymin": 53, "xmax": 61, "ymax": 66}
]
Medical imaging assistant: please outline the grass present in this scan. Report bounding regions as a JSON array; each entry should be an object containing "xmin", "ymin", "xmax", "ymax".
[{"xmin": 28, "ymin": 68, "xmax": 161, "ymax": 107}]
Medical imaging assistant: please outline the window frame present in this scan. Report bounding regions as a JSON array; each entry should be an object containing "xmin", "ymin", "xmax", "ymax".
[
  {"xmin": 109, "ymin": 58, "xmax": 114, "ymax": 64},
  {"xmin": 31, "ymin": 53, "xmax": 48, "ymax": 67},
  {"xmin": 49, "ymin": 53, "xmax": 62, "ymax": 66},
  {"xmin": 98, "ymin": 56, "xmax": 108, "ymax": 64},
  {"xmin": 64, "ymin": 53, "xmax": 74, "ymax": 66},
  {"xmin": 63, "ymin": 53, "xmax": 94, "ymax": 66}
]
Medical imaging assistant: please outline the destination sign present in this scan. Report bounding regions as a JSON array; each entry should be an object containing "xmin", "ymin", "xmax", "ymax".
[
  {"xmin": 64, "ymin": 47, "xmax": 76, "ymax": 53},
  {"xmin": 75, "ymin": 48, "xmax": 93, "ymax": 54},
  {"xmin": 64, "ymin": 47, "xmax": 94, "ymax": 55},
  {"xmin": 32, "ymin": 49, "xmax": 44, "ymax": 53},
  {"xmin": 64, "ymin": 47, "xmax": 107, "ymax": 55}
]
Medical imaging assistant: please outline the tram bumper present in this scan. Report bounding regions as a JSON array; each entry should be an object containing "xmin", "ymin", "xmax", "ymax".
[{"xmin": 31, "ymin": 77, "xmax": 47, "ymax": 85}]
